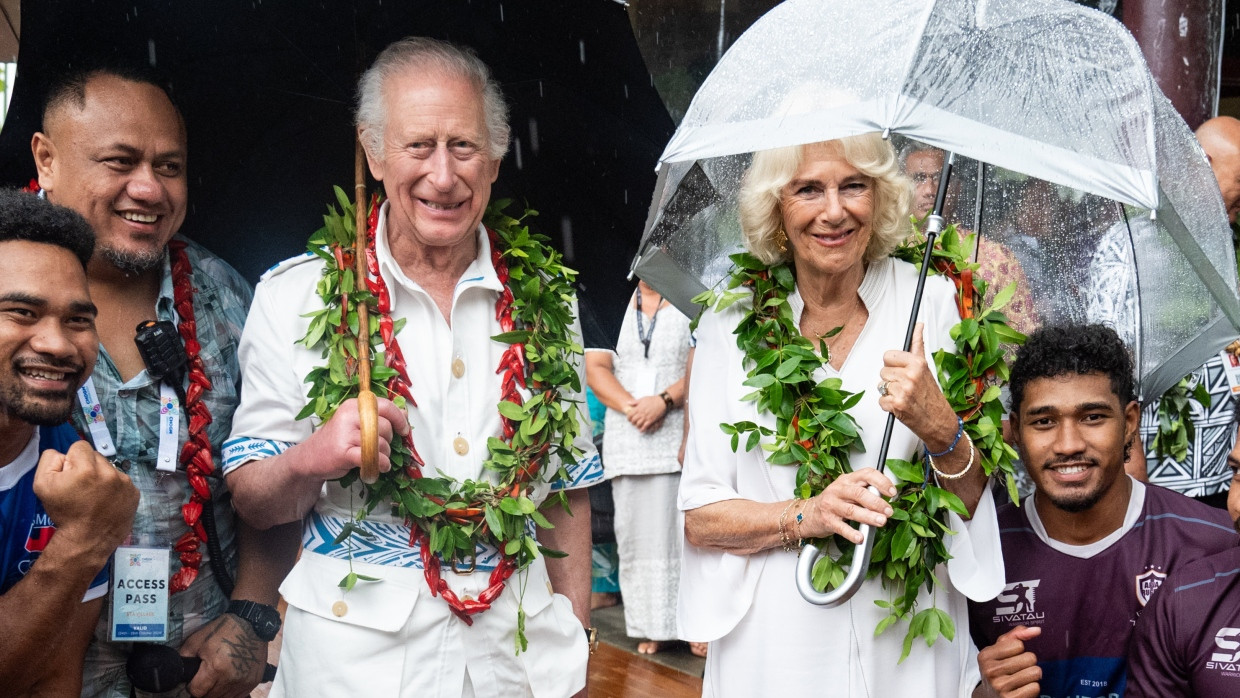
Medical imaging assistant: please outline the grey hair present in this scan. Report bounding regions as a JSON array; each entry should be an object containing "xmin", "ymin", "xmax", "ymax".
[
  {"xmin": 356, "ymin": 37, "xmax": 511, "ymax": 160},
  {"xmin": 738, "ymin": 133, "xmax": 913, "ymax": 266},
  {"xmin": 897, "ymin": 139, "xmax": 941, "ymax": 170}
]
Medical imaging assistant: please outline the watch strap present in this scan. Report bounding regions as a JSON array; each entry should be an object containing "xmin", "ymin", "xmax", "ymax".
[{"xmin": 227, "ymin": 600, "xmax": 281, "ymax": 641}]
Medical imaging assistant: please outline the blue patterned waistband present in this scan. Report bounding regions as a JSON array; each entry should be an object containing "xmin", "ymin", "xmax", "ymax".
[{"xmin": 303, "ymin": 510, "xmax": 502, "ymax": 571}]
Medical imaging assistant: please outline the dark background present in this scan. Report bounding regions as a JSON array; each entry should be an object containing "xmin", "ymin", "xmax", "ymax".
[
  {"xmin": 0, "ymin": 0, "xmax": 1234, "ymax": 344},
  {"xmin": 0, "ymin": 0, "xmax": 676, "ymax": 346}
]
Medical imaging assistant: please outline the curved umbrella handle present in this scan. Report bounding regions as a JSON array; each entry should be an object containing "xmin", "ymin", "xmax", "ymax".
[{"xmin": 795, "ymin": 485, "xmax": 878, "ymax": 607}]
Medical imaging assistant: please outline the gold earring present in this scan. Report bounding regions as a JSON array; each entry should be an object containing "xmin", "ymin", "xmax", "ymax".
[{"xmin": 776, "ymin": 228, "xmax": 788, "ymax": 254}]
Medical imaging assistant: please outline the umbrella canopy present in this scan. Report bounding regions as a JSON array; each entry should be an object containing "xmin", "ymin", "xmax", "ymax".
[{"xmin": 632, "ymin": 0, "xmax": 1240, "ymax": 401}]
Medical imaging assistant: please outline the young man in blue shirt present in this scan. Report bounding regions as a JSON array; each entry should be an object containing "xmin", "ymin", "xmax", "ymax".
[{"xmin": 0, "ymin": 189, "xmax": 138, "ymax": 695}]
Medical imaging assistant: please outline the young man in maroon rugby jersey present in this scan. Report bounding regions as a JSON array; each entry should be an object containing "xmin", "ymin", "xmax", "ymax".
[
  {"xmin": 1127, "ymin": 426, "xmax": 1240, "ymax": 696},
  {"xmin": 970, "ymin": 325, "xmax": 1237, "ymax": 698}
]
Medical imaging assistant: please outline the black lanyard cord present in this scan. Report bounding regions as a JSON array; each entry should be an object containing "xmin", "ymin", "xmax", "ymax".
[{"xmin": 634, "ymin": 286, "xmax": 661, "ymax": 359}]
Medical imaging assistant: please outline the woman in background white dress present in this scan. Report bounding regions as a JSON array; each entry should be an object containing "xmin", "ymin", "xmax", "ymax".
[{"xmin": 586, "ymin": 280, "xmax": 699, "ymax": 655}]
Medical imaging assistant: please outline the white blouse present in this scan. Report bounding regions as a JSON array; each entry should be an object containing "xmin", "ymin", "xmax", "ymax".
[
  {"xmin": 600, "ymin": 291, "xmax": 694, "ymax": 478},
  {"xmin": 678, "ymin": 257, "xmax": 1004, "ymax": 697}
]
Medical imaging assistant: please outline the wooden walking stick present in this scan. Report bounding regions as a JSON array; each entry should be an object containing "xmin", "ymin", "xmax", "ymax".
[{"xmin": 354, "ymin": 137, "xmax": 380, "ymax": 484}]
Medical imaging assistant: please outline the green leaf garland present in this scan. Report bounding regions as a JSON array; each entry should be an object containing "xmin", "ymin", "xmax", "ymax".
[
  {"xmin": 1152, "ymin": 375, "xmax": 1210, "ymax": 463},
  {"xmin": 300, "ymin": 188, "xmax": 584, "ymax": 652},
  {"xmin": 696, "ymin": 224, "xmax": 1023, "ymax": 662}
]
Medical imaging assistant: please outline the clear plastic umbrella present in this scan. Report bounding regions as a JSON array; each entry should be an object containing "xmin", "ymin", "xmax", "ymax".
[{"xmin": 631, "ymin": 0, "xmax": 1240, "ymax": 404}]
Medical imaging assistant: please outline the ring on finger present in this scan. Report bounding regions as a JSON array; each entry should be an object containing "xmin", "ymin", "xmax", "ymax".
[{"xmin": 877, "ymin": 379, "xmax": 890, "ymax": 397}]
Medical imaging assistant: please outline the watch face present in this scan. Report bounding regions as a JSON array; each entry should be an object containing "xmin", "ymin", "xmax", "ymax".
[
  {"xmin": 231, "ymin": 602, "xmax": 281, "ymax": 640},
  {"xmin": 253, "ymin": 608, "xmax": 281, "ymax": 640}
]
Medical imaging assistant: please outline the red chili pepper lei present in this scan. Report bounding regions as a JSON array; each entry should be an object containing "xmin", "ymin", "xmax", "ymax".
[
  {"xmin": 341, "ymin": 207, "xmax": 528, "ymax": 622},
  {"xmin": 166, "ymin": 239, "xmax": 218, "ymax": 594}
]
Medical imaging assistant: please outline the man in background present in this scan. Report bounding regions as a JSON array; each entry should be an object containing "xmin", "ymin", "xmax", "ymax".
[{"xmin": 1087, "ymin": 116, "xmax": 1240, "ymax": 501}]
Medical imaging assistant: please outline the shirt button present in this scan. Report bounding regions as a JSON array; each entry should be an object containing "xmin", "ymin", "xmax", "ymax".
[
  {"xmin": 453, "ymin": 437, "xmax": 469, "ymax": 456},
  {"xmin": 451, "ymin": 358, "xmax": 466, "ymax": 379},
  {"xmin": 331, "ymin": 600, "xmax": 348, "ymax": 617}
]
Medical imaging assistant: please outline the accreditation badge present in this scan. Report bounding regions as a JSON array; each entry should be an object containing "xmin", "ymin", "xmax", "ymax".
[
  {"xmin": 628, "ymin": 366, "xmax": 659, "ymax": 398},
  {"xmin": 1222, "ymin": 345, "xmax": 1240, "ymax": 396},
  {"xmin": 109, "ymin": 546, "xmax": 170, "ymax": 642}
]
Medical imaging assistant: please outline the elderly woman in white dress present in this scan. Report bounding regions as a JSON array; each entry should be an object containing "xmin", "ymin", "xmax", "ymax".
[{"xmin": 678, "ymin": 133, "xmax": 1003, "ymax": 696}]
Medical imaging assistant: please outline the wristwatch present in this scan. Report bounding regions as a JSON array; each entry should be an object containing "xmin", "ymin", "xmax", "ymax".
[{"xmin": 227, "ymin": 600, "xmax": 282, "ymax": 642}]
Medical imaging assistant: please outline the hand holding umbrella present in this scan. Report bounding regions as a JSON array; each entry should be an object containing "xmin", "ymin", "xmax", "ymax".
[{"xmin": 796, "ymin": 152, "xmax": 958, "ymax": 608}]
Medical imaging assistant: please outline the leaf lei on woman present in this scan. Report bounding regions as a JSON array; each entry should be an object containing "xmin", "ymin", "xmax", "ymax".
[
  {"xmin": 298, "ymin": 186, "xmax": 584, "ymax": 652},
  {"xmin": 693, "ymin": 223, "xmax": 1024, "ymax": 661}
]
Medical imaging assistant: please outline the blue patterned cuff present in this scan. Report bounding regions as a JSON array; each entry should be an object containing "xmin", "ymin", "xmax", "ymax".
[
  {"xmin": 221, "ymin": 437, "xmax": 293, "ymax": 474},
  {"xmin": 550, "ymin": 452, "xmax": 603, "ymax": 491}
]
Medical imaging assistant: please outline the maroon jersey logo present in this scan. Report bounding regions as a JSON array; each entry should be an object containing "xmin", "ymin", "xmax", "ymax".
[
  {"xmin": 993, "ymin": 579, "xmax": 1045, "ymax": 624},
  {"xmin": 1208, "ymin": 627, "xmax": 1240, "ymax": 668},
  {"xmin": 1134, "ymin": 568, "xmax": 1167, "ymax": 607}
]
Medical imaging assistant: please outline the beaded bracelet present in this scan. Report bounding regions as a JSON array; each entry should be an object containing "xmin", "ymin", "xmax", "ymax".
[
  {"xmin": 928, "ymin": 416, "xmax": 965, "ymax": 457},
  {"xmin": 928, "ymin": 433, "xmax": 975, "ymax": 481}
]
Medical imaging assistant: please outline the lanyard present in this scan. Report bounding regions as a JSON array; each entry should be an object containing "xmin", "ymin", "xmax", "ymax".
[
  {"xmin": 78, "ymin": 376, "xmax": 181, "ymax": 473},
  {"xmin": 634, "ymin": 286, "xmax": 661, "ymax": 359},
  {"xmin": 77, "ymin": 378, "xmax": 116, "ymax": 457}
]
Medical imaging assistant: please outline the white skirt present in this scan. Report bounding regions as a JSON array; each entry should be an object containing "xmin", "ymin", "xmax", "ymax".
[{"xmin": 612, "ymin": 472, "xmax": 683, "ymax": 640}]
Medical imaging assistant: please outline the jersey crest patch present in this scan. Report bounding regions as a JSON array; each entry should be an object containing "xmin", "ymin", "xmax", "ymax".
[{"xmin": 1135, "ymin": 568, "xmax": 1167, "ymax": 606}]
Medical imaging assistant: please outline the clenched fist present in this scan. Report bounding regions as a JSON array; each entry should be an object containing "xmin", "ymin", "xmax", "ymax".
[{"xmin": 33, "ymin": 440, "xmax": 138, "ymax": 560}]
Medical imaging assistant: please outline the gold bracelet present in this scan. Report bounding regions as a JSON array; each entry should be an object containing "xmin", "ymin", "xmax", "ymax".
[
  {"xmin": 928, "ymin": 433, "xmax": 974, "ymax": 481},
  {"xmin": 778, "ymin": 499, "xmax": 800, "ymax": 552}
]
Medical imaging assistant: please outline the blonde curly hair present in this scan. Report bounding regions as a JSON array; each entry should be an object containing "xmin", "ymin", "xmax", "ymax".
[{"xmin": 738, "ymin": 133, "xmax": 912, "ymax": 266}]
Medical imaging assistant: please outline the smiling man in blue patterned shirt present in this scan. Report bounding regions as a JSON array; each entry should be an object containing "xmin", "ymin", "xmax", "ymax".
[{"xmin": 32, "ymin": 66, "xmax": 299, "ymax": 698}]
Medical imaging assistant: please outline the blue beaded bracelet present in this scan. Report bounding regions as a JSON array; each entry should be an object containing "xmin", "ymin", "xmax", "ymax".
[{"xmin": 927, "ymin": 416, "xmax": 964, "ymax": 458}]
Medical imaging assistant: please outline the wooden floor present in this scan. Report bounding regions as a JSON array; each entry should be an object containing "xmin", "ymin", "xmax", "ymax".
[{"xmin": 588, "ymin": 642, "xmax": 703, "ymax": 698}]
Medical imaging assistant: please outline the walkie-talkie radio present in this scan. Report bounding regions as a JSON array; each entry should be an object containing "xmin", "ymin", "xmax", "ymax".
[{"xmin": 134, "ymin": 320, "xmax": 187, "ymax": 402}]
